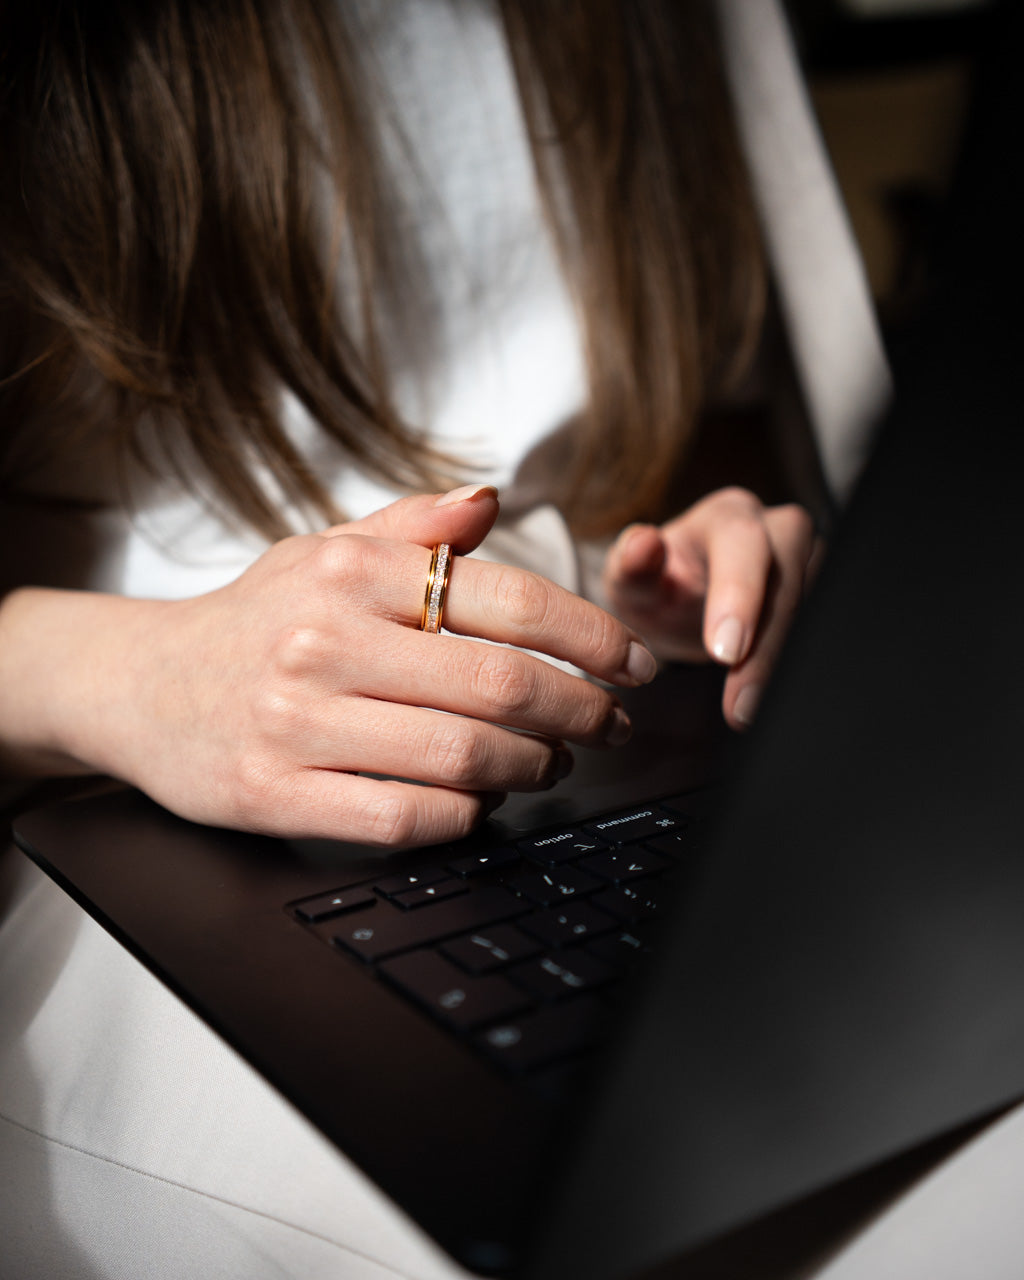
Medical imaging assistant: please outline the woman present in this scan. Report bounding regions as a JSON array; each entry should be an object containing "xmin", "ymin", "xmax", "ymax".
[{"xmin": 0, "ymin": 0, "xmax": 849, "ymax": 1274}]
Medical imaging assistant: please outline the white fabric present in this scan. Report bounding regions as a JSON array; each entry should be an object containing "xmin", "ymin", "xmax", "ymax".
[
  {"xmin": 319, "ymin": 0, "xmax": 587, "ymax": 529},
  {"xmin": 0, "ymin": 855, "xmax": 474, "ymax": 1280},
  {"xmin": 805, "ymin": 1102, "xmax": 1024, "ymax": 1280},
  {"xmin": 715, "ymin": 0, "xmax": 891, "ymax": 501}
]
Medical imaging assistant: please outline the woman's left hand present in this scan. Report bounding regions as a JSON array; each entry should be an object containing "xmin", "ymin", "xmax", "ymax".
[{"xmin": 602, "ymin": 488, "xmax": 819, "ymax": 730}]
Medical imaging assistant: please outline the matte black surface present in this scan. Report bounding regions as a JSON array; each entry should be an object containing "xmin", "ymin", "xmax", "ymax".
[{"xmin": 528, "ymin": 15, "xmax": 1024, "ymax": 1276}]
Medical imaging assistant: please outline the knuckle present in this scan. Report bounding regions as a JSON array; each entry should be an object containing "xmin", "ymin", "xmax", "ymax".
[
  {"xmin": 259, "ymin": 533, "xmax": 311, "ymax": 571},
  {"xmin": 429, "ymin": 719, "xmax": 482, "ymax": 787},
  {"xmin": 250, "ymin": 683, "xmax": 303, "ymax": 738},
  {"xmin": 360, "ymin": 790, "xmax": 419, "ymax": 848},
  {"xmin": 225, "ymin": 754, "xmax": 281, "ymax": 829},
  {"xmin": 492, "ymin": 565, "xmax": 550, "ymax": 631},
  {"xmin": 590, "ymin": 608, "xmax": 631, "ymax": 672},
  {"xmin": 705, "ymin": 487, "xmax": 771, "ymax": 547},
  {"xmin": 714, "ymin": 486, "xmax": 762, "ymax": 517},
  {"xmin": 474, "ymin": 651, "xmax": 535, "ymax": 720},
  {"xmin": 314, "ymin": 532, "xmax": 375, "ymax": 583},
  {"xmin": 270, "ymin": 625, "xmax": 329, "ymax": 676}
]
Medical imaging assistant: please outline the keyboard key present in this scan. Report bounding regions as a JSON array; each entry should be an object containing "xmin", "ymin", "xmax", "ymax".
[
  {"xmin": 392, "ymin": 878, "xmax": 468, "ymax": 909},
  {"xmin": 582, "ymin": 806, "xmax": 684, "ymax": 845},
  {"xmin": 518, "ymin": 902, "xmax": 614, "ymax": 950},
  {"xmin": 517, "ymin": 829, "xmax": 609, "ymax": 865},
  {"xmin": 293, "ymin": 887, "xmax": 377, "ymax": 923},
  {"xmin": 380, "ymin": 951, "xmax": 531, "ymax": 1031},
  {"xmin": 374, "ymin": 867, "xmax": 449, "ymax": 897},
  {"xmin": 577, "ymin": 847, "xmax": 670, "ymax": 884},
  {"xmin": 506, "ymin": 866, "xmax": 602, "ymax": 906},
  {"xmin": 642, "ymin": 831, "xmax": 697, "ymax": 859},
  {"xmin": 476, "ymin": 997, "xmax": 607, "ymax": 1072},
  {"xmin": 586, "ymin": 928, "xmax": 650, "ymax": 967},
  {"xmin": 333, "ymin": 886, "xmax": 526, "ymax": 962},
  {"xmin": 590, "ymin": 879, "xmax": 666, "ymax": 922},
  {"xmin": 441, "ymin": 925, "xmax": 542, "ymax": 973},
  {"xmin": 445, "ymin": 845, "xmax": 521, "ymax": 878},
  {"xmin": 507, "ymin": 951, "xmax": 616, "ymax": 1001}
]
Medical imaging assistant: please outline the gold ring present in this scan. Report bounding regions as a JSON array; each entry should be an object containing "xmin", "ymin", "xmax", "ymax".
[{"xmin": 420, "ymin": 542, "xmax": 452, "ymax": 633}]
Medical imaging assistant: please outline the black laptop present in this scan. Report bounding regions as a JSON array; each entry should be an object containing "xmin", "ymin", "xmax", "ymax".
[{"xmin": 12, "ymin": 10, "xmax": 1024, "ymax": 1278}]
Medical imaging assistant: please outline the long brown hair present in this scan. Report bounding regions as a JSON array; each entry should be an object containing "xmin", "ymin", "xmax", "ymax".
[{"xmin": 0, "ymin": 0, "xmax": 765, "ymax": 540}]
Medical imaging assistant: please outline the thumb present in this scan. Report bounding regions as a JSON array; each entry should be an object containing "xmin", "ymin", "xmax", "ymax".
[
  {"xmin": 604, "ymin": 523, "xmax": 666, "ymax": 605},
  {"xmin": 328, "ymin": 484, "xmax": 500, "ymax": 553}
]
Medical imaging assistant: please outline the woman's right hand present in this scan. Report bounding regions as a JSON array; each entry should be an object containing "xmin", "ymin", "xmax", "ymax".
[{"xmin": 1, "ymin": 485, "xmax": 655, "ymax": 846}]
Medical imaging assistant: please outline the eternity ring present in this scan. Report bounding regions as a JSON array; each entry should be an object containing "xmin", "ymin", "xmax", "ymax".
[{"xmin": 420, "ymin": 542, "xmax": 453, "ymax": 633}]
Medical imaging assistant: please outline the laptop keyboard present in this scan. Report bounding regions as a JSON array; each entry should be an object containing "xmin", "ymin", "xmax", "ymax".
[{"xmin": 290, "ymin": 794, "xmax": 709, "ymax": 1082}]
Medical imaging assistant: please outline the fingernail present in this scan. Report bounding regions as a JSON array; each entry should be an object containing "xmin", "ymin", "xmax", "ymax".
[
  {"xmin": 606, "ymin": 707, "xmax": 633, "ymax": 747},
  {"xmin": 711, "ymin": 616, "xmax": 744, "ymax": 665},
  {"xmin": 626, "ymin": 641, "xmax": 658, "ymax": 685},
  {"xmin": 733, "ymin": 683, "xmax": 762, "ymax": 727},
  {"xmin": 434, "ymin": 483, "xmax": 498, "ymax": 507}
]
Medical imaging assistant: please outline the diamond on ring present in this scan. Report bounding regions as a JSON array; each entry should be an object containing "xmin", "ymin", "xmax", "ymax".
[{"xmin": 420, "ymin": 542, "xmax": 452, "ymax": 633}]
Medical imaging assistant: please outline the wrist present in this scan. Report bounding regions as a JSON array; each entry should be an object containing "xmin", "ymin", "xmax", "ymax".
[{"xmin": 0, "ymin": 587, "xmax": 170, "ymax": 782}]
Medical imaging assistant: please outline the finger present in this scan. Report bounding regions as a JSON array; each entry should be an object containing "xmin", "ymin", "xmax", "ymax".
[
  {"xmin": 241, "ymin": 768, "xmax": 503, "ymax": 847},
  {"xmin": 292, "ymin": 696, "xmax": 575, "ymax": 793},
  {"xmin": 722, "ymin": 505, "xmax": 816, "ymax": 730},
  {"xmin": 324, "ymin": 484, "xmax": 500, "ymax": 555},
  {"xmin": 693, "ymin": 492, "xmax": 775, "ymax": 667},
  {"xmin": 603, "ymin": 524, "xmax": 668, "ymax": 611},
  {"xmin": 309, "ymin": 535, "xmax": 657, "ymax": 688},
  {"xmin": 442, "ymin": 555, "xmax": 656, "ymax": 688},
  {"xmin": 606, "ymin": 524, "xmax": 666, "ymax": 582},
  {"xmin": 352, "ymin": 625, "xmax": 634, "ymax": 749}
]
